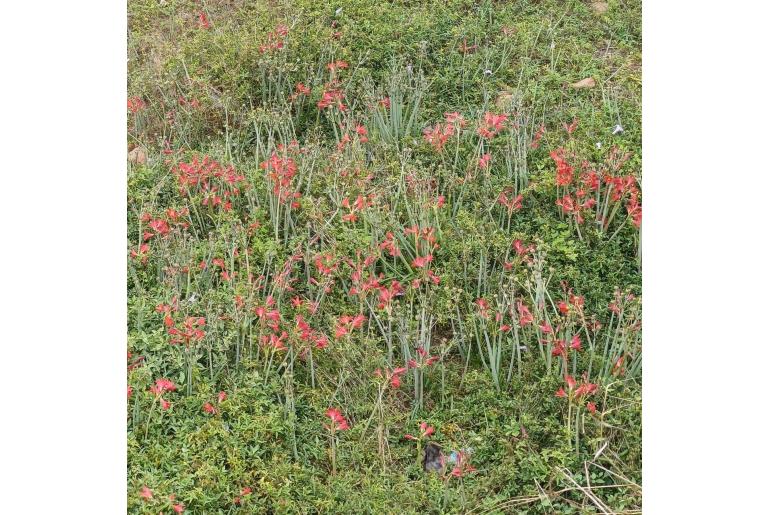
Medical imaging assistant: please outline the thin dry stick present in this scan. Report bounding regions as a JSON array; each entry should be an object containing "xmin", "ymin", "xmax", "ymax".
[{"xmin": 558, "ymin": 467, "xmax": 613, "ymax": 515}]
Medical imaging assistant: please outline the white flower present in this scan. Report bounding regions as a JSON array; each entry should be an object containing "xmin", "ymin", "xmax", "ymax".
[{"xmin": 612, "ymin": 124, "xmax": 624, "ymax": 135}]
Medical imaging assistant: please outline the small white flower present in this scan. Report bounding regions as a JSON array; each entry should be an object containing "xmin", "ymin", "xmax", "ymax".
[
  {"xmin": 612, "ymin": 124, "xmax": 624, "ymax": 135},
  {"xmin": 596, "ymin": 141, "xmax": 602, "ymax": 149},
  {"xmin": 188, "ymin": 293, "xmax": 198, "ymax": 304},
  {"xmin": 484, "ymin": 69, "xmax": 492, "ymax": 76},
  {"xmin": 335, "ymin": 7, "xmax": 343, "ymax": 16}
]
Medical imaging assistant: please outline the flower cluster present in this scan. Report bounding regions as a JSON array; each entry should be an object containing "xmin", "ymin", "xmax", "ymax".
[
  {"xmin": 374, "ymin": 366, "xmax": 408, "ymax": 389},
  {"xmin": 167, "ymin": 317, "xmax": 206, "ymax": 346},
  {"xmin": 261, "ymin": 152, "xmax": 301, "ymax": 206},
  {"xmin": 334, "ymin": 314, "xmax": 366, "ymax": 339},
  {"xmin": 259, "ymin": 24, "xmax": 288, "ymax": 53},
  {"xmin": 149, "ymin": 378, "xmax": 177, "ymax": 410},
  {"xmin": 477, "ymin": 112, "xmax": 508, "ymax": 139},
  {"xmin": 127, "ymin": 96, "xmax": 146, "ymax": 113}
]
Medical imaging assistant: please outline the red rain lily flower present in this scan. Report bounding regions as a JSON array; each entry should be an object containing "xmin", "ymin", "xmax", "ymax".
[
  {"xmin": 327, "ymin": 60, "xmax": 349, "ymax": 72},
  {"xmin": 379, "ymin": 232, "xmax": 401, "ymax": 257},
  {"xmin": 140, "ymin": 486, "xmax": 153, "ymax": 500},
  {"xmin": 405, "ymin": 421, "xmax": 435, "ymax": 441},
  {"xmin": 127, "ymin": 96, "xmax": 146, "ymax": 113},
  {"xmin": 477, "ymin": 112, "xmax": 508, "ymax": 139},
  {"xmin": 498, "ymin": 189, "xmax": 523, "ymax": 214},
  {"xmin": 450, "ymin": 450, "xmax": 477, "ymax": 478},
  {"xmin": 423, "ymin": 123, "xmax": 453, "ymax": 152},
  {"xmin": 530, "ymin": 124, "xmax": 545, "ymax": 149},
  {"xmin": 563, "ymin": 117, "xmax": 579, "ymax": 135},
  {"xmin": 150, "ymin": 378, "xmax": 177, "ymax": 396},
  {"xmin": 168, "ymin": 317, "xmax": 206, "ymax": 346},
  {"xmin": 334, "ymin": 314, "xmax": 366, "ymax": 339},
  {"xmin": 324, "ymin": 408, "xmax": 350, "ymax": 431},
  {"xmin": 198, "ymin": 12, "xmax": 210, "ymax": 29},
  {"xmin": 517, "ymin": 300, "xmax": 534, "ymax": 326},
  {"xmin": 445, "ymin": 111, "xmax": 467, "ymax": 128},
  {"xmin": 408, "ymin": 346, "xmax": 439, "ymax": 369},
  {"xmin": 203, "ymin": 402, "xmax": 217, "ymax": 415},
  {"xmin": 551, "ymin": 149, "xmax": 574, "ymax": 187},
  {"xmin": 412, "ymin": 254, "xmax": 433, "ymax": 268},
  {"xmin": 375, "ymin": 366, "xmax": 408, "ymax": 388},
  {"xmin": 565, "ymin": 374, "xmax": 577, "ymax": 390}
]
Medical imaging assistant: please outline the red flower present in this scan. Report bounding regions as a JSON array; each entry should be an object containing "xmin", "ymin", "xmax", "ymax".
[
  {"xmin": 574, "ymin": 379, "xmax": 598, "ymax": 399},
  {"xmin": 530, "ymin": 124, "xmax": 545, "ymax": 149},
  {"xmin": 406, "ymin": 421, "xmax": 435, "ymax": 441},
  {"xmin": 569, "ymin": 334, "xmax": 582, "ymax": 351},
  {"xmin": 550, "ymin": 149, "xmax": 574, "ymax": 186},
  {"xmin": 218, "ymin": 391, "xmax": 227, "ymax": 403},
  {"xmin": 477, "ymin": 112, "xmax": 508, "ymax": 139},
  {"xmin": 150, "ymin": 378, "xmax": 177, "ymax": 395},
  {"xmin": 203, "ymin": 402, "xmax": 217, "ymax": 415},
  {"xmin": 564, "ymin": 375, "xmax": 577, "ymax": 390},
  {"xmin": 324, "ymin": 407, "xmax": 350, "ymax": 431},
  {"xmin": 198, "ymin": 12, "xmax": 210, "ymax": 29},
  {"xmin": 587, "ymin": 402, "xmax": 597, "ymax": 414},
  {"xmin": 412, "ymin": 254, "xmax": 433, "ymax": 268},
  {"xmin": 450, "ymin": 451, "xmax": 476, "ymax": 478},
  {"xmin": 127, "ymin": 96, "xmax": 146, "ymax": 113},
  {"xmin": 479, "ymin": 153, "xmax": 492, "ymax": 169},
  {"xmin": 173, "ymin": 503, "xmax": 185, "ymax": 513},
  {"xmin": 327, "ymin": 60, "xmax": 349, "ymax": 72},
  {"xmin": 444, "ymin": 111, "xmax": 467, "ymax": 128},
  {"xmin": 564, "ymin": 117, "xmax": 579, "ymax": 135},
  {"xmin": 140, "ymin": 486, "xmax": 153, "ymax": 500},
  {"xmin": 423, "ymin": 123, "xmax": 453, "ymax": 152},
  {"xmin": 555, "ymin": 387, "xmax": 566, "ymax": 398},
  {"xmin": 379, "ymin": 232, "xmax": 401, "ymax": 257},
  {"xmin": 517, "ymin": 300, "xmax": 534, "ymax": 326},
  {"xmin": 128, "ymin": 385, "xmax": 133, "ymax": 398}
]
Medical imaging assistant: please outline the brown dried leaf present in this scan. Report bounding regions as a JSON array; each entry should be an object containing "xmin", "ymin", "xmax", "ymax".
[
  {"xmin": 570, "ymin": 77, "xmax": 596, "ymax": 89},
  {"xmin": 591, "ymin": 2, "xmax": 609, "ymax": 14},
  {"xmin": 495, "ymin": 91, "xmax": 514, "ymax": 109},
  {"xmin": 128, "ymin": 146, "xmax": 148, "ymax": 165}
]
